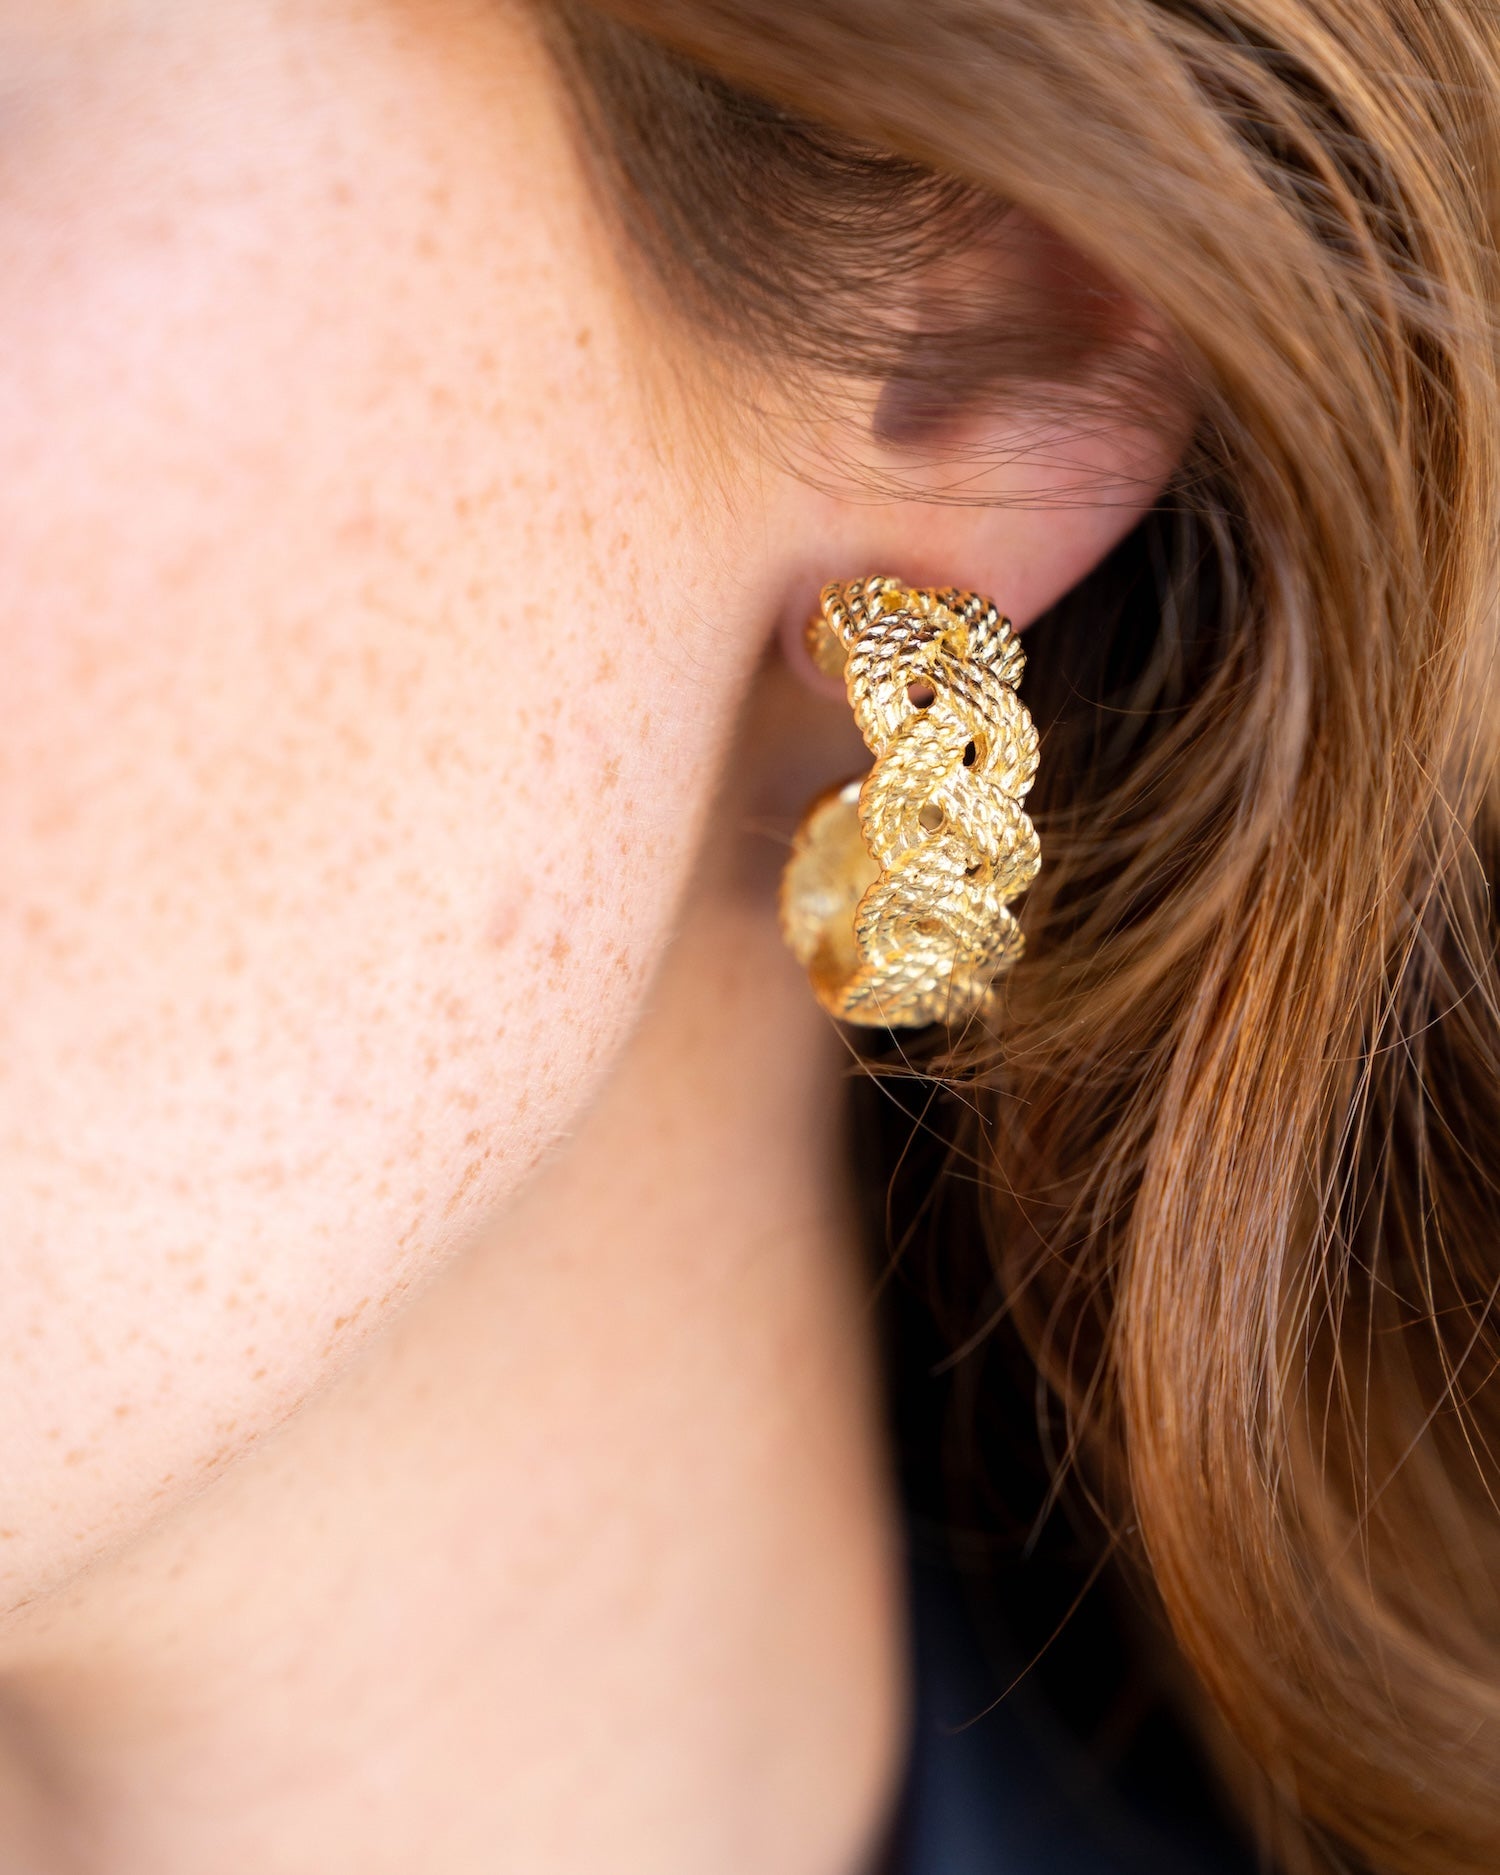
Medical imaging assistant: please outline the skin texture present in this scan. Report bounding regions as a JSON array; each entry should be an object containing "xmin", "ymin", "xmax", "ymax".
[{"xmin": 0, "ymin": 1, "xmax": 1185, "ymax": 1868}]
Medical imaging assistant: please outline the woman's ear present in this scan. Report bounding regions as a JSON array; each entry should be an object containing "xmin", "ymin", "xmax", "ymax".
[{"xmin": 767, "ymin": 211, "xmax": 1196, "ymax": 647}]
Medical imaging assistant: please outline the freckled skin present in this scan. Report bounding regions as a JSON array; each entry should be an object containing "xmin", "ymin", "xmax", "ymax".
[
  {"xmin": 0, "ymin": 3, "xmax": 1186, "ymax": 1866},
  {"xmin": 0, "ymin": 0, "xmax": 1185, "ymax": 1612},
  {"xmin": 0, "ymin": 0, "xmax": 773, "ymax": 1609}
]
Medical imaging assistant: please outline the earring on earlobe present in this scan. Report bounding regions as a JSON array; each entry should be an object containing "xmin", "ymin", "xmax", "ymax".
[{"xmin": 778, "ymin": 576, "xmax": 1041, "ymax": 1029}]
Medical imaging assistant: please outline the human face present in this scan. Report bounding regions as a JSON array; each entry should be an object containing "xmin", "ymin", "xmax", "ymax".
[
  {"xmin": 0, "ymin": 0, "xmax": 778, "ymax": 1611},
  {"xmin": 0, "ymin": 0, "xmax": 1186, "ymax": 1625}
]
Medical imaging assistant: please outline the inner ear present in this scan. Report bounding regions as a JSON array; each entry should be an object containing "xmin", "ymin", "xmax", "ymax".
[{"xmin": 870, "ymin": 207, "xmax": 1154, "ymax": 449}]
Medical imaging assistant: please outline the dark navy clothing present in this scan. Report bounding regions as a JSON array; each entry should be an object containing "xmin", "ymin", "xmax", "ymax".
[{"xmin": 885, "ymin": 1557, "xmax": 1254, "ymax": 1875}]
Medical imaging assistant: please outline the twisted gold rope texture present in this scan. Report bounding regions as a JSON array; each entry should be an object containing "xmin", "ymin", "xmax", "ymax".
[{"xmin": 778, "ymin": 576, "xmax": 1041, "ymax": 1028}]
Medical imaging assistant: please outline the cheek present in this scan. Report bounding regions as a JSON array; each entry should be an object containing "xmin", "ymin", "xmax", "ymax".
[{"xmin": 0, "ymin": 4, "xmax": 747, "ymax": 1608}]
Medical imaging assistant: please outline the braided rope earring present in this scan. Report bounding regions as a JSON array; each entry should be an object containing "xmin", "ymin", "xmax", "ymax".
[{"xmin": 778, "ymin": 576, "xmax": 1041, "ymax": 1028}]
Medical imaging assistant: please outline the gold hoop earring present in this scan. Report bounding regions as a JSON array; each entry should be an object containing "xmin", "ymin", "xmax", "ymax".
[{"xmin": 778, "ymin": 576, "xmax": 1041, "ymax": 1029}]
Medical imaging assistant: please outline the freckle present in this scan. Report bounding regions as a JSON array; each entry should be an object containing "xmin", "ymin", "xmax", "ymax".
[
  {"xmin": 443, "ymin": 1155, "xmax": 486, "ymax": 1218},
  {"xmin": 575, "ymin": 326, "xmax": 592, "ymax": 348},
  {"xmin": 251, "ymin": 1367, "xmax": 267, "ymax": 1381},
  {"xmin": 485, "ymin": 884, "xmax": 532, "ymax": 952},
  {"xmin": 600, "ymin": 757, "xmax": 620, "ymax": 791},
  {"xmin": 63, "ymin": 1451, "xmax": 84, "ymax": 1467},
  {"xmin": 114, "ymin": 1404, "xmax": 132, "ymax": 1420},
  {"xmin": 550, "ymin": 932, "xmax": 572, "ymax": 965}
]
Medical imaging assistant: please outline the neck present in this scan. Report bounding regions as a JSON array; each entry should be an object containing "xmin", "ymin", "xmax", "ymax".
[{"xmin": 0, "ymin": 674, "xmax": 906, "ymax": 1875}]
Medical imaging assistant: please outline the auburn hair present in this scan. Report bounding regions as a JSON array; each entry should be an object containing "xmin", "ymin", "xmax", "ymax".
[{"xmin": 543, "ymin": 2, "xmax": 1500, "ymax": 1868}]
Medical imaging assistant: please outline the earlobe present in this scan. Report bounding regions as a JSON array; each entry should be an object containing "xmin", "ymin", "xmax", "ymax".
[{"xmin": 772, "ymin": 376, "xmax": 1189, "ymax": 663}]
